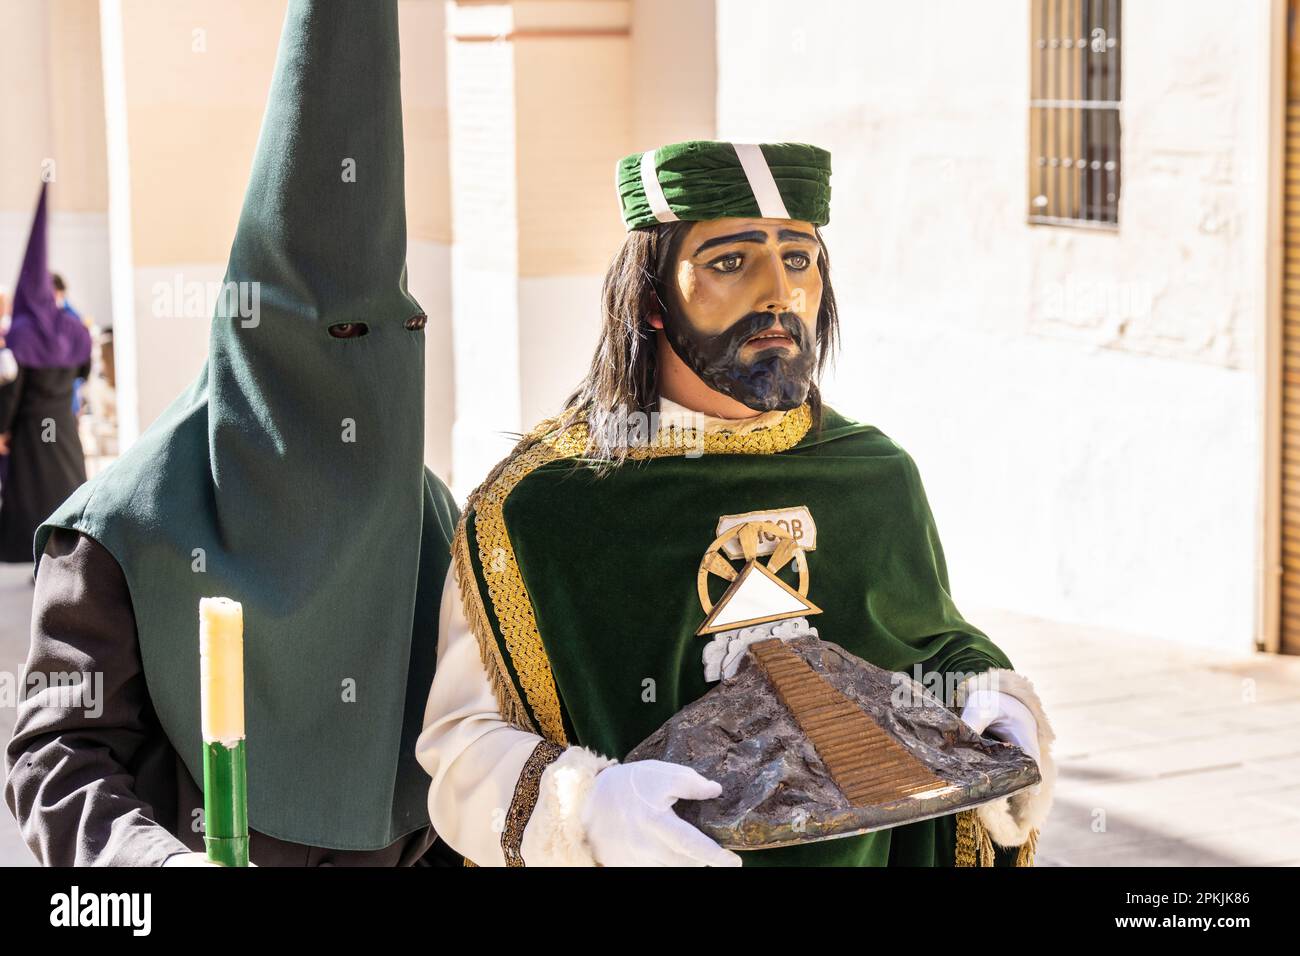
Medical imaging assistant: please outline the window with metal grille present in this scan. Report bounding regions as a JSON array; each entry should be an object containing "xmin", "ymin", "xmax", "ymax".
[{"xmin": 1029, "ymin": 0, "xmax": 1122, "ymax": 228}]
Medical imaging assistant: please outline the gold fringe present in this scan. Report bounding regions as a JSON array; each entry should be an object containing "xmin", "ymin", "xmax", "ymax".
[
  {"xmin": 1015, "ymin": 827, "xmax": 1040, "ymax": 867},
  {"xmin": 452, "ymin": 516, "xmax": 538, "ymax": 735},
  {"xmin": 954, "ymin": 810, "xmax": 978, "ymax": 866},
  {"xmin": 954, "ymin": 810, "xmax": 993, "ymax": 866},
  {"xmin": 457, "ymin": 422, "xmax": 588, "ymax": 744},
  {"xmin": 978, "ymin": 816, "xmax": 997, "ymax": 867},
  {"xmin": 955, "ymin": 810, "xmax": 1039, "ymax": 867}
]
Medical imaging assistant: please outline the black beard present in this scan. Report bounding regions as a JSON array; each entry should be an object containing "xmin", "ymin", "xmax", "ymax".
[{"xmin": 659, "ymin": 305, "xmax": 816, "ymax": 412}]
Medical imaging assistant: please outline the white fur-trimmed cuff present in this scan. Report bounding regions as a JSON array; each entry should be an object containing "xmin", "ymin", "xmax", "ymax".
[
  {"xmin": 955, "ymin": 668, "xmax": 1057, "ymax": 849},
  {"xmin": 519, "ymin": 745, "xmax": 617, "ymax": 866}
]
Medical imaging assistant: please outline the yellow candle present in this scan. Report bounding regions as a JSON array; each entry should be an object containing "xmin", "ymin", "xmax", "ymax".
[{"xmin": 199, "ymin": 597, "xmax": 245, "ymax": 746}]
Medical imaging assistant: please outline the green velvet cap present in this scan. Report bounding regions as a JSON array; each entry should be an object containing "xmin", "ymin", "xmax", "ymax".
[{"xmin": 616, "ymin": 140, "xmax": 832, "ymax": 231}]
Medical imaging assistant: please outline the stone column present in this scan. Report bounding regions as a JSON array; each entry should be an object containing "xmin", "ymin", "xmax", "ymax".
[{"xmin": 445, "ymin": 0, "xmax": 637, "ymax": 495}]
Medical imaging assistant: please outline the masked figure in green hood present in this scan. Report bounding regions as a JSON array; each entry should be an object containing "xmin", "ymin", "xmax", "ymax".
[
  {"xmin": 4, "ymin": 0, "xmax": 460, "ymax": 865},
  {"xmin": 416, "ymin": 141, "xmax": 1057, "ymax": 867}
]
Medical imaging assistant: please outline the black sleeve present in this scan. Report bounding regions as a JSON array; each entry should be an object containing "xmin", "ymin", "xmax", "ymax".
[
  {"xmin": 0, "ymin": 364, "xmax": 23, "ymax": 436},
  {"xmin": 3, "ymin": 528, "xmax": 191, "ymax": 866}
]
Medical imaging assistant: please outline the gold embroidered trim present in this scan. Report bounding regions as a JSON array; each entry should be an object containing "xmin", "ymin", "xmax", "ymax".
[
  {"xmin": 638, "ymin": 403, "xmax": 812, "ymax": 459},
  {"xmin": 955, "ymin": 811, "xmax": 1038, "ymax": 867},
  {"xmin": 452, "ymin": 523, "xmax": 539, "ymax": 735},
  {"xmin": 452, "ymin": 420, "xmax": 586, "ymax": 743},
  {"xmin": 501, "ymin": 740, "xmax": 565, "ymax": 867},
  {"xmin": 453, "ymin": 403, "xmax": 814, "ymax": 746}
]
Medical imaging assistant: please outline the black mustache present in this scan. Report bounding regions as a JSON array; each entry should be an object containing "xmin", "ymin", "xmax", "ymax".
[{"xmin": 723, "ymin": 312, "xmax": 807, "ymax": 349}]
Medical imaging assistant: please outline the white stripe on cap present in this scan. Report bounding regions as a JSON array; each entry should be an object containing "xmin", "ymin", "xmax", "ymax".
[
  {"xmin": 639, "ymin": 150, "xmax": 679, "ymax": 223},
  {"xmin": 732, "ymin": 143, "xmax": 790, "ymax": 219}
]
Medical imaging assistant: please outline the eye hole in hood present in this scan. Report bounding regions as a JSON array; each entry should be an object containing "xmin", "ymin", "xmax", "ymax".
[{"xmin": 328, "ymin": 322, "xmax": 369, "ymax": 339}]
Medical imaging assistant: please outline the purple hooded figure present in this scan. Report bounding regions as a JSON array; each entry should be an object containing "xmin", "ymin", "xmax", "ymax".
[{"xmin": 0, "ymin": 182, "xmax": 92, "ymax": 563}]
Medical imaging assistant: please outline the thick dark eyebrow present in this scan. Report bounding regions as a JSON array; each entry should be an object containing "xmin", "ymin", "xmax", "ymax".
[{"xmin": 692, "ymin": 228, "xmax": 817, "ymax": 257}]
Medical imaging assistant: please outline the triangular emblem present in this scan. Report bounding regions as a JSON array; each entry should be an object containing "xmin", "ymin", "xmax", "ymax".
[{"xmin": 696, "ymin": 559, "xmax": 823, "ymax": 636}]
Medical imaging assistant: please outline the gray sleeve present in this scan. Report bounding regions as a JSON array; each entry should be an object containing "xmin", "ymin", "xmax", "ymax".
[{"xmin": 3, "ymin": 528, "xmax": 191, "ymax": 866}]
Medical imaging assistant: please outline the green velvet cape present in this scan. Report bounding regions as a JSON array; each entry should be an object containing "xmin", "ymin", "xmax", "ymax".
[{"xmin": 458, "ymin": 404, "xmax": 1022, "ymax": 865}]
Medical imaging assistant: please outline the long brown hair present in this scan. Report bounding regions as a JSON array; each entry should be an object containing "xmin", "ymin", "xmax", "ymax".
[{"xmin": 464, "ymin": 221, "xmax": 840, "ymax": 508}]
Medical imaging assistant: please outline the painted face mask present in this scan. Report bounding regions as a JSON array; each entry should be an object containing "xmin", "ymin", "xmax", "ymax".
[{"xmin": 658, "ymin": 297, "xmax": 818, "ymax": 412}]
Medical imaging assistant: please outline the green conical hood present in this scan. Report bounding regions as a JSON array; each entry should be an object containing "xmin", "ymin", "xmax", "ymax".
[{"xmin": 37, "ymin": 0, "xmax": 457, "ymax": 850}]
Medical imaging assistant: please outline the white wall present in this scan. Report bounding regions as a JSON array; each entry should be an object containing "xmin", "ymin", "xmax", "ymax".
[
  {"xmin": 631, "ymin": 0, "xmax": 715, "ymax": 149},
  {"xmin": 716, "ymin": 0, "xmax": 1272, "ymax": 652},
  {"xmin": 519, "ymin": 274, "xmax": 605, "ymax": 426},
  {"xmin": 407, "ymin": 239, "xmax": 454, "ymax": 482}
]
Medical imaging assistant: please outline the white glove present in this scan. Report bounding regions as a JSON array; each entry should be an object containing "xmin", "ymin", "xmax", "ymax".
[
  {"xmin": 961, "ymin": 689, "xmax": 1041, "ymax": 765},
  {"xmin": 580, "ymin": 760, "xmax": 742, "ymax": 867}
]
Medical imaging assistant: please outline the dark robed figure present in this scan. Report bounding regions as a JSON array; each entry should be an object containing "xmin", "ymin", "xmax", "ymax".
[
  {"xmin": 0, "ymin": 183, "xmax": 91, "ymax": 564},
  {"xmin": 5, "ymin": 0, "xmax": 459, "ymax": 866}
]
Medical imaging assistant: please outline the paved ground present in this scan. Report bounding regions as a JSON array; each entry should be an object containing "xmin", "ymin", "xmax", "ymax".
[
  {"xmin": 1, "ymin": 556, "xmax": 1297, "ymax": 866},
  {"xmin": 973, "ymin": 606, "xmax": 1300, "ymax": 866}
]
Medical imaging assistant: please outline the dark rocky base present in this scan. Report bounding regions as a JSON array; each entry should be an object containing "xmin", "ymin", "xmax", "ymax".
[{"xmin": 626, "ymin": 636, "xmax": 1041, "ymax": 849}]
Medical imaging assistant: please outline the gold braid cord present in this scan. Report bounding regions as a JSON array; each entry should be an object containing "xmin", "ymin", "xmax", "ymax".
[
  {"xmin": 955, "ymin": 811, "xmax": 1039, "ymax": 867},
  {"xmin": 501, "ymin": 740, "xmax": 565, "ymax": 866},
  {"xmin": 451, "ymin": 404, "xmax": 814, "ymax": 746}
]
